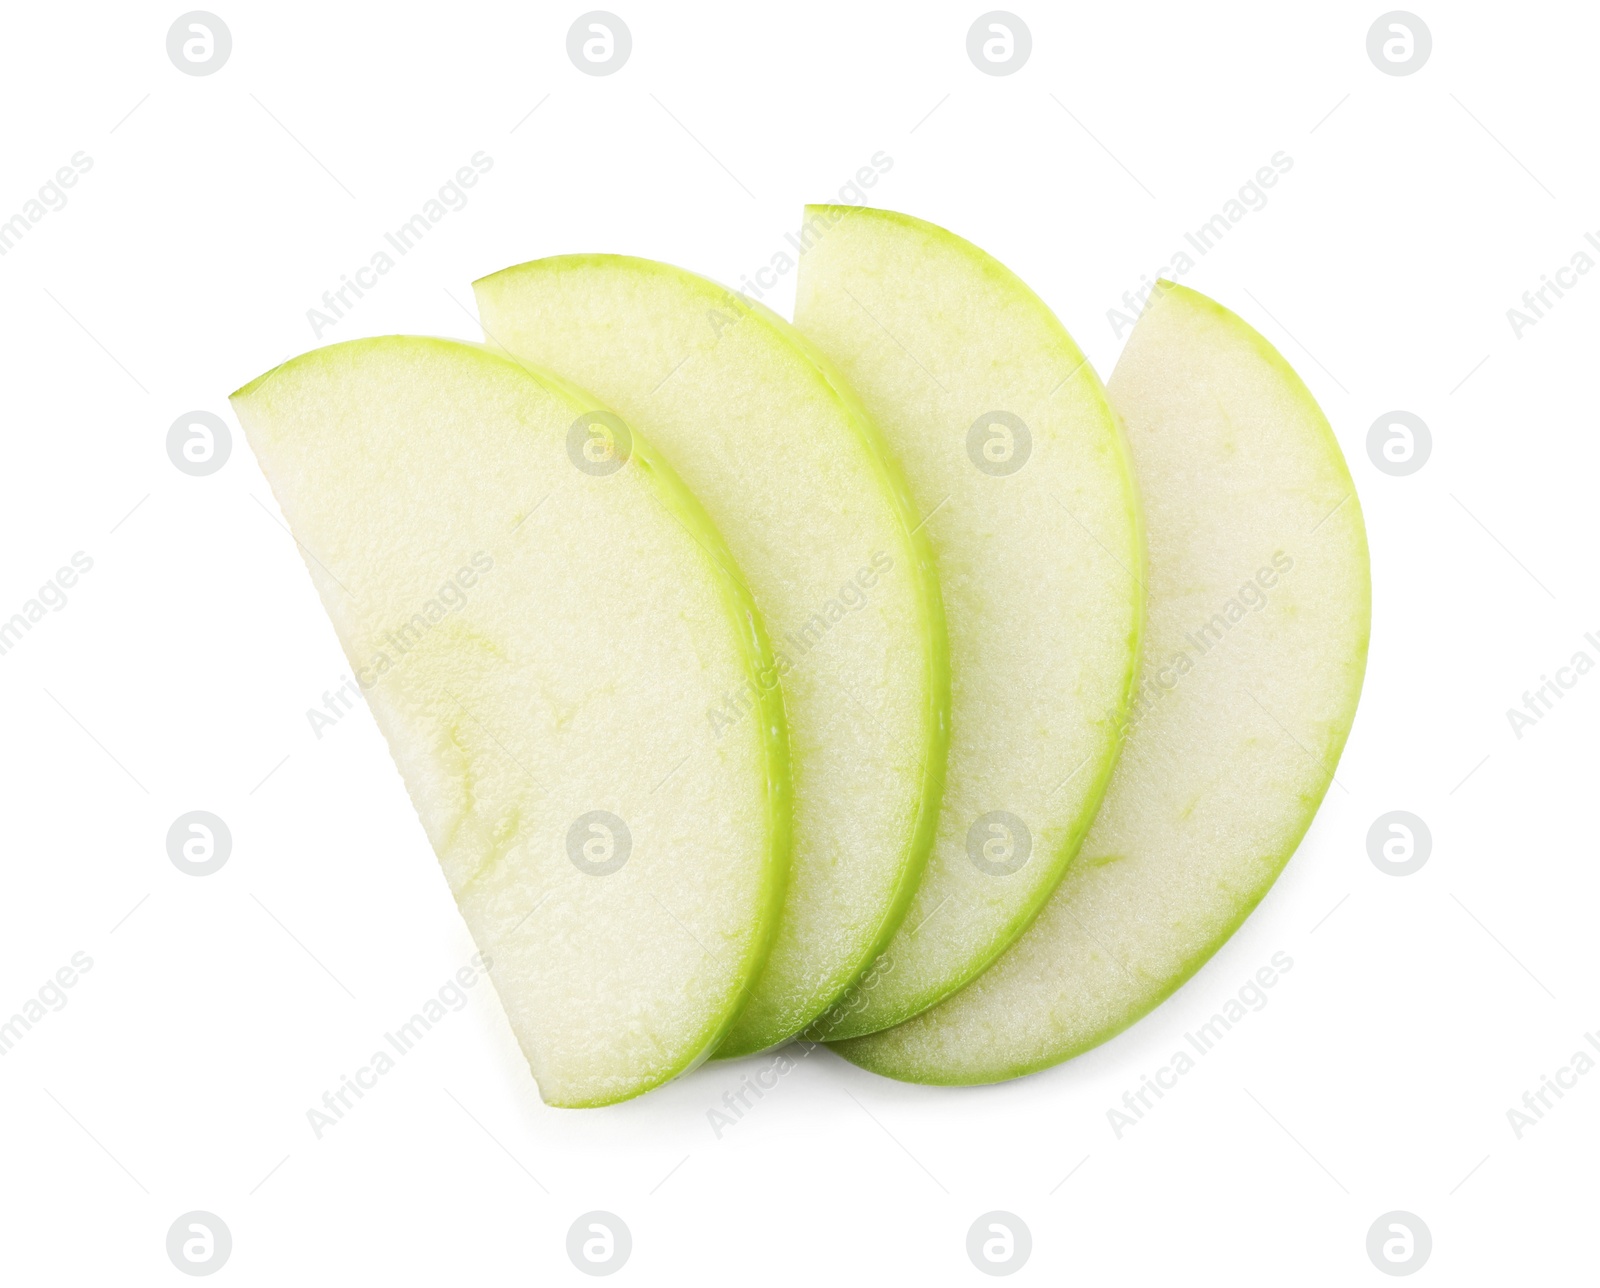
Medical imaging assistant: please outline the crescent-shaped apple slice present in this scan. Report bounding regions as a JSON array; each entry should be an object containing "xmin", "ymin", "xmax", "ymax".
[
  {"xmin": 830, "ymin": 283, "xmax": 1369, "ymax": 1083},
  {"xmin": 793, "ymin": 207, "xmax": 1145, "ymax": 1039},
  {"xmin": 475, "ymin": 257, "xmax": 948, "ymax": 1057},
  {"xmin": 233, "ymin": 337, "xmax": 789, "ymax": 1106}
]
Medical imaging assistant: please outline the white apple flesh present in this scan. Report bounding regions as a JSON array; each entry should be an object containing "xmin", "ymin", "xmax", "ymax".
[
  {"xmin": 474, "ymin": 258, "xmax": 949, "ymax": 1057},
  {"xmin": 232, "ymin": 337, "xmax": 790, "ymax": 1106},
  {"xmin": 829, "ymin": 283, "xmax": 1370, "ymax": 1083},
  {"xmin": 793, "ymin": 206, "xmax": 1144, "ymax": 1039}
]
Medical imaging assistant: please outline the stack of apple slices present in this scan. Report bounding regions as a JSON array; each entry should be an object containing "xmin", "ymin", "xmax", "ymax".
[{"xmin": 234, "ymin": 207, "xmax": 1368, "ymax": 1107}]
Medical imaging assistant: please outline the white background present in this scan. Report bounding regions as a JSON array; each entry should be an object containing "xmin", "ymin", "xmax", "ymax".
[{"xmin": 1, "ymin": 0, "xmax": 1595, "ymax": 1282}]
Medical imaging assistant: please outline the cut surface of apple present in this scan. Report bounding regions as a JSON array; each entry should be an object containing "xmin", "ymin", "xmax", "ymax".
[
  {"xmin": 830, "ymin": 282, "xmax": 1370, "ymax": 1083},
  {"xmin": 231, "ymin": 337, "xmax": 789, "ymax": 1106},
  {"xmin": 474, "ymin": 256, "xmax": 948, "ymax": 1057},
  {"xmin": 792, "ymin": 206, "xmax": 1144, "ymax": 1039}
]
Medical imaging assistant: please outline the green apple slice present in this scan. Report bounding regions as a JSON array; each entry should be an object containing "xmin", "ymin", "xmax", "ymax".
[
  {"xmin": 793, "ymin": 206, "xmax": 1144, "ymax": 1039},
  {"xmin": 474, "ymin": 257, "xmax": 948, "ymax": 1057},
  {"xmin": 829, "ymin": 282, "xmax": 1371, "ymax": 1083},
  {"xmin": 231, "ymin": 336, "xmax": 789, "ymax": 1107}
]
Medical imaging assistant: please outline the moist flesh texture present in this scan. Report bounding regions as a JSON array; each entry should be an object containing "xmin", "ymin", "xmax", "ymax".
[
  {"xmin": 475, "ymin": 257, "xmax": 948, "ymax": 1056},
  {"xmin": 233, "ymin": 336, "xmax": 789, "ymax": 1105},
  {"xmin": 829, "ymin": 282, "xmax": 1370, "ymax": 1083},
  {"xmin": 793, "ymin": 206, "xmax": 1144, "ymax": 1039}
]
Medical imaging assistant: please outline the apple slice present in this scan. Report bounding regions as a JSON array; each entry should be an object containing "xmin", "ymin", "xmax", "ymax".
[
  {"xmin": 474, "ymin": 256, "xmax": 948, "ymax": 1057},
  {"xmin": 829, "ymin": 282, "xmax": 1371, "ymax": 1083},
  {"xmin": 792, "ymin": 207, "xmax": 1144, "ymax": 1039},
  {"xmin": 231, "ymin": 337, "xmax": 789, "ymax": 1107}
]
